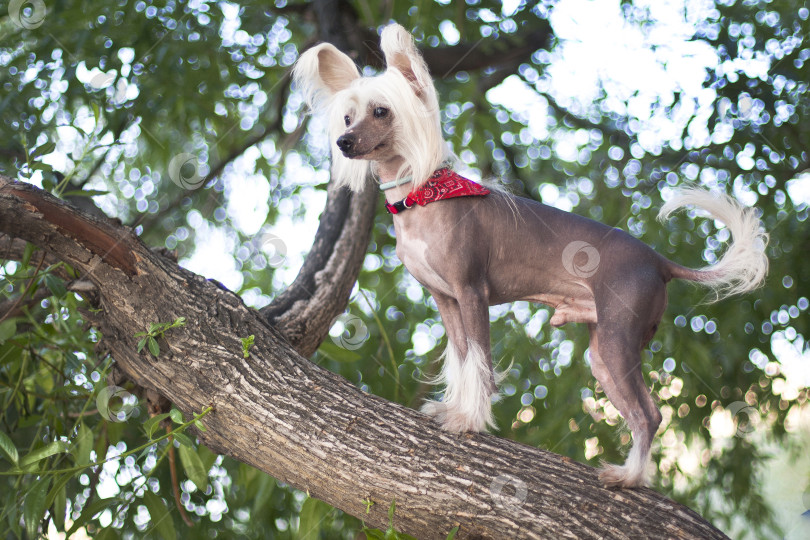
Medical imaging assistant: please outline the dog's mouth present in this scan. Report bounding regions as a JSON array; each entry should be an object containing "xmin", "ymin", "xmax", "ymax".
[{"xmin": 342, "ymin": 142, "xmax": 386, "ymax": 159}]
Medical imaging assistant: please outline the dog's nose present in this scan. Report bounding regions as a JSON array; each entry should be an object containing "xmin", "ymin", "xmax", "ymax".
[{"xmin": 336, "ymin": 134, "xmax": 354, "ymax": 153}]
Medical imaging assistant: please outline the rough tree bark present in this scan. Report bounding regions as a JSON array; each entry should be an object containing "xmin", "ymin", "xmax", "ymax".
[{"xmin": 0, "ymin": 175, "xmax": 729, "ymax": 539}]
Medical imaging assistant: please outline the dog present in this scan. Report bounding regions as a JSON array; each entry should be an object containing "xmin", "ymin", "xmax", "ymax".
[{"xmin": 293, "ymin": 23, "xmax": 769, "ymax": 488}]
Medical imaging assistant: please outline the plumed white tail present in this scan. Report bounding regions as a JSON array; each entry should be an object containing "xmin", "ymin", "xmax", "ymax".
[{"xmin": 658, "ymin": 187, "xmax": 769, "ymax": 300}]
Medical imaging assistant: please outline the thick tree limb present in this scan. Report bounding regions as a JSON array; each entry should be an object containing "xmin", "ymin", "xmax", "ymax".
[
  {"xmin": 261, "ymin": 180, "xmax": 377, "ymax": 356},
  {"xmin": 0, "ymin": 176, "xmax": 728, "ymax": 539}
]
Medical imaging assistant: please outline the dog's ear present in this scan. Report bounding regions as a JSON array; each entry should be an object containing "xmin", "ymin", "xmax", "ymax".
[
  {"xmin": 380, "ymin": 23, "xmax": 432, "ymax": 96},
  {"xmin": 293, "ymin": 43, "xmax": 360, "ymax": 104}
]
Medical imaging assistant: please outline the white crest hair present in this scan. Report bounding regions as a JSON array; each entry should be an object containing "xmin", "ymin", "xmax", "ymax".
[{"xmin": 292, "ymin": 23, "xmax": 449, "ymax": 191}]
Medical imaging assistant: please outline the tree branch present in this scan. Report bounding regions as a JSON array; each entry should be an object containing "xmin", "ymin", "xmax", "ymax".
[
  {"xmin": 422, "ymin": 25, "xmax": 554, "ymax": 77},
  {"xmin": 261, "ymin": 180, "xmax": 377, "ymax": 357},
  {"xmin": 0, "ymin": 176, "xmax": 728, "ymax": 539}
]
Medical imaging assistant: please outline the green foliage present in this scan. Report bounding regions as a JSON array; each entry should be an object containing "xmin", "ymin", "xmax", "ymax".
[
  {"xmin": 362, "ymin": 500, "xmax": 418, "ymax": 540},
  {"xmin": 1, "ymin": 0, "xmax": 808, "ymax": 538},
  {"xmin": 241, "ymin": 334, "xmax": 255, "ymax": 358},
  {"xmin": 298, "ymin": 497, "xmax": 334, "ymax": 540},
  {"xmin": 361, "ymin": 499, "xmax": 459, "ymax": 540},
  {"xmin": 134, "ymin": 317, "xmax": 187, "ymax": 357},
  {"xmin": 143, "ymin": 490, "xmax": 177, "ymax": 540}
]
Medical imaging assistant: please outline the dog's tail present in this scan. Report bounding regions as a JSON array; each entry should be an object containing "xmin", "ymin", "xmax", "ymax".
[{"xmin": 658, "ymin": 187, "xmax": 768, "ymax": 301}]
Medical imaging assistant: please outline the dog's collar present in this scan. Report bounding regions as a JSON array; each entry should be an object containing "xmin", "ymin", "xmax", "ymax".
[
  {"xmin": 378, "ymin": 175, "xmax": 413, "ymax": 191},
  {"xmin": 384, "ymin": 168, "xmax": 490, "ymax": 215},
  {"xmin": 377, "ymin": 160, "xmax": 454, "ymax": 191}
]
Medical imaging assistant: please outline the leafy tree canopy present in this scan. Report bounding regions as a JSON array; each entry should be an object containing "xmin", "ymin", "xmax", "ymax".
[{"xmin": 0, "ymin": 0, "xmax": 808, "ymax": 538}]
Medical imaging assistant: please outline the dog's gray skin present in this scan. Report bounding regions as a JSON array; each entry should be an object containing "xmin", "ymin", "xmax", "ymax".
[
  {"xmin": 380, "ymin": 160, "xmax": 669, "ymax": 484},
  {"xmin": 294, "ymin": 23, "xmax": 768, "ymax": 488},
  {"xmin": 370, "ymin": 152, "xmax": 685, "ymax": 487}
]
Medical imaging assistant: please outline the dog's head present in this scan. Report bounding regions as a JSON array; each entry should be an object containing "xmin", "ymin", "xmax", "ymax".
[{"xmin": 293, "ymin": 24, "xmax": 448, "ymax": 191}]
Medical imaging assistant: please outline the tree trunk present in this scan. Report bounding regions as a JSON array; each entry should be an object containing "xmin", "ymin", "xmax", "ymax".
[{"xmin": 0, "ymin": 176, "xmax": 728, "ymax": 539}]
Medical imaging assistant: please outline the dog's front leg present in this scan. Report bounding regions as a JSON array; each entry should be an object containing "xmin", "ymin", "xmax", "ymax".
[{"xmin": 422, "ymin": 287, "xmax": 499, "ymax": 432}]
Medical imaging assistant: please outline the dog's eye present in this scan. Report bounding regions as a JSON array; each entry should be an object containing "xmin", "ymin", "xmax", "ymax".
[
  {"xmin": 373, "ymin": 107, "xmax": 389, "ymax": 118},
  {"xmin": 344, "ymin": 115, "xmax": 351, "ymax": 127}
]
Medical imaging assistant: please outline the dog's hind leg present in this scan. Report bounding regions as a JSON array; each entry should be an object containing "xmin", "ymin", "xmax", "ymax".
[
  {"xmin": 422, "ymin": 289, "xmax": 498, "ymax": 432},
  {"xmin": 588, "ymin": 281, "xmax": 666, "ymax": 488},
  {"xmin": 587, "ymin": 328, "xmax": 656, "ymax": 487}
]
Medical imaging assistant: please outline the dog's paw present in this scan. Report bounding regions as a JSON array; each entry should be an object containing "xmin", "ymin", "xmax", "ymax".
[
  {"xmin": 420, "ymin": 400, "xmax": 490, "ymax": 433},
  {"xmin": 420, "ymin": 400, "xmax": 445, "ymax": 419},
  {"xmin": 597, "ymin": 462, "xmax": 647, "ymax": 489}
]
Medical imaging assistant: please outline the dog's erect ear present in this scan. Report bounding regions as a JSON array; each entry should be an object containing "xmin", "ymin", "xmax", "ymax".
[
  {"xmin": 380, "ymin": 23, "xmax": 432, "ymax": 96},
  {"xmin": 293, "ymin": 43, "xmax": 361, "ymax": 104}
]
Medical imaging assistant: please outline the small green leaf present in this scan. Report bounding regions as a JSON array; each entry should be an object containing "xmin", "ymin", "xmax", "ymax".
[
  {"xmin": 445, "ymin": 526, "xmax": 459, "ymax": 540},
  {"xmin": 143, "ymin": 413, "xmax": 170, "ymax": 439},
  {"xmin": 20, "ymin": 440, "xmax": 70, "ymax": 469},
  {"xmin": 24, "ymin": 477, "xmax": 51, "ymax": 540},
  {"xmin": 34, "ymin": 161, "xmax": 54, "ymax": 174},
  {"xmin": 299, "ymin": 497, "xmax": 332, "ymax": 540},
  {"xmin": 22, "ymin": 242, "xmax": 35, "ymax": 267},
  {"xmin": 52, "ymin": 482, "xmax": 67, "ymax": 530},
  {"xmin": 65, "ymin": 351, "xmax": 81, "ymax": 372},
  {"xmin": 66, "ymin": 497, "xmax": 121, "ymax": 537},
  {"xmin": 388, "ymin": 499, "xmax": 396, "ymax": 527},
  {"xmin": 241, "ymin": 334, "xmax": 255, "ymax": 358},
  {"xmin": 72, "ymin": 423, "xmax": 93, "ymax": 466},
  {"xmin": 42, "ymin": 175, "xmax": 56, "ymax": 191},
  {"xmin": 6, "ymin": 493, "xmax": 22, "ymax": 537},
  {"xmin": 171, "ymin": 432, "xmax": 194, "ymax": 447},
  {"xmin": 194, "ymin": 419, "xmax": 206, "ymax": 432},
  {"xmin": 178, "ymin": 444, "xmax": 208, "ymax": 492},
  {"xmin": 0, "ymin": 430, "xmax": 18, "ymax": 465},
  {"xmin": 250, "ymin": 473, "xmax": 275, "ymax": 517},
  {"xmin": 143, "ymin": 491, "xmax": 176, "ymax": 540},
  {"xmin": 0, "ymin": 319, "xmax": 17, "ymax": 345},
  {"xmin": 169, "ymin": 409, "xmax": 183, "ymax": 424},
  {"xmin": 43, "ymin": 273, "xmax": 67, "ymax": 298},
  {"xmin": 61, "ymin": 189, "xmax": 110, "ymax": 198},
  {"xmin": 197, "ymin": 444, "xmax": 218, "ymax": 472},
  {"xmin": 45, "ymin": 471, "xmax": 75, "ymax": 510},
  {"xmin": 361, "ymin": 528, "xmax": 386, "ymax": 540},
  {"xmin": 137, "ymin": 338, "xmax": 147, "ymax": 352},
  {"xmin": 31, "ymin": 141, "xmax": 56, "ymax": 158},
  {"xmin": 147, "ymin": 337, "xmax": 160, "ymax": 357}
]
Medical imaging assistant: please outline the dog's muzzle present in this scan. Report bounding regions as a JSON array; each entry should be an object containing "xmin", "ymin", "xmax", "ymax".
[{"xmin": 336, "ymin": 134, "xmax": 356, "ymax": 155}]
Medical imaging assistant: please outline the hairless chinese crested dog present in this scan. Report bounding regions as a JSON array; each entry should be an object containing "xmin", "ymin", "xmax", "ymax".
[{"xmin": 293, "ymin": 23, "xmax": 769, "ymax": 488}]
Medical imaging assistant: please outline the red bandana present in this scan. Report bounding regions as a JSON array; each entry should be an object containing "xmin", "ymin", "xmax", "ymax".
[{"xmin": 384, "ymin": 168, "xmax": 490, "ymax": 214}]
